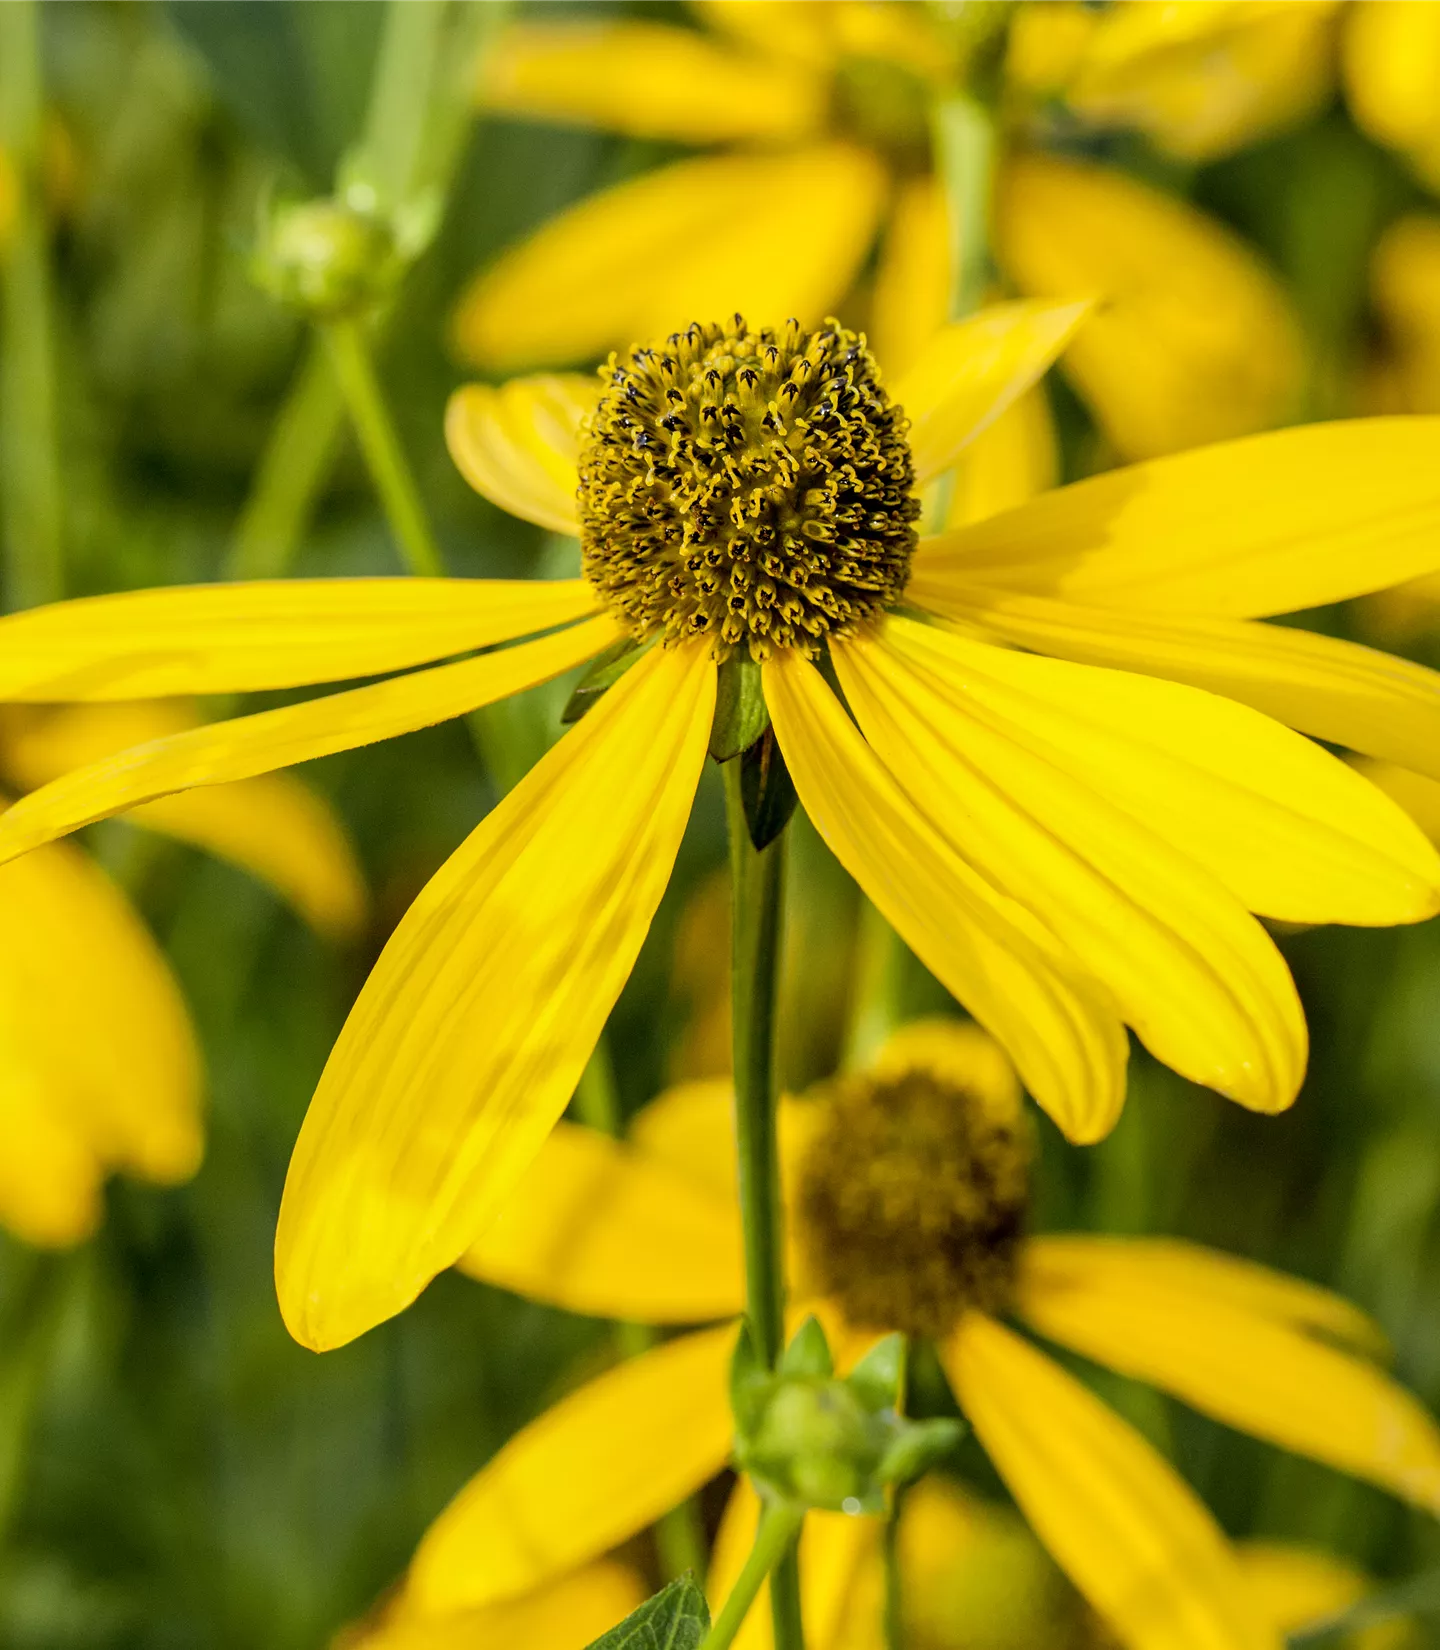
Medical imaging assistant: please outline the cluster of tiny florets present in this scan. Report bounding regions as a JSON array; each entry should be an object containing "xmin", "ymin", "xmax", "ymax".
[
  {"xmin": 576, "ymin": 316, "xmax": 919, "ymax": 660},
  {"xmin": 795, "ymin": 1065, "xmax": 1031, "ymax": 1341}
]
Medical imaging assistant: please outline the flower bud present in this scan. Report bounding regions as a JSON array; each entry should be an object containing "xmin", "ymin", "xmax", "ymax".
[{"xmin": 253, "ymin": 197, "xmax": 398, "ymax": 322}]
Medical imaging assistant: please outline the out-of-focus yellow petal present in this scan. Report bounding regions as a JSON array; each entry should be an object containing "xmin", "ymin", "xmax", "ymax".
[
  {"xmin": 0, "ymin": 839, "xmax": 202, "ymax": 1192},
  {"xmin": 457, "ymin": 1120, "xmax": 744, "ymax": 1322},
  {"xmin": 1235, "ymin": 1545, "xmax": 1380, "ymax": 1644},
  {"xmin": 0, "ymin": 617, "xmax": 621, "ymax": 867},
  {"xmin": 275, "ymin": 641, "xmax": 714, "ymax": 1351},
  {"xmin": 1344, "ymin": 1, "xmax": 1440, "ymax": 188},
  {"xmin": 0, "ymin": 1069, "xmax": 104, "ymax": 1247},
  {"xmin": 1026, "ymin": 1236, "xmax": 1388, "ymax": 1359},
  {"xmin": 1020, "ymin": 1241, "xmax": 1440, "ymax": 1514},
  {"xmin": 692, "ymin": 1, "xmax": 839, "ymax": 69},
  {"xmin": 871, "ymin": 1019, "xmax": 1021, "ymax": 1116},
  {"xmin": 896, "ymin": 301, "xmax": 1089, "ymax": 487},
  {"xmin": 451, "ymin": 145, "xmax": 887, "ymax": 373},
  {"xmin": 1064, "ymin": 2, "xmax": 1340, "ymax": 163},
  {"xmin": 945, "ymin": 1313, "xmax": 1278, "ymax": 1650},
  {"xmin": 628, "ymin": 1077, "xmax": 738, "ymax": 1202},
  {"xmin": 0, "ymin": 146, "xmax": 16, "ymax": 250},
  {"xmin": 869, "ymin": 174, "xmax": 950, "ymax": 381},
  {"xmin": 914, "ymin": 416, "xmax": 1440, "ymax": 618},
  {"xmin": 944, "ymin": 386, "xmax": 1057, "ymax": 531},
  {"xmin": 883, "ymin": 613, "xmax": 1440, "ymax": 929},
  {"xmin": 996, "ymin": 153, "xmax": 1303, "ymax": 460},
  {"xmin": 1367, "ymin": 215, "xmax": 1440, "ymax": 417},
  {"xmin": 934, "ymin": 593, "xmax": 1440, "ymax": 790},
  {"xmin": 349, "ymin": 1564, "xmax": 647, "ymax": 1650},
  {"xmin": 764, "ymin": 650, "xmax": 1128, "ymax": 1144},
  {"xmin": 445, "ymin": 376, "xmax": 592, "ymax": 535},
  {"xmin": 409, "ymin": 1325, "xmax": 734, "ymax": 1613},
  {"xmin": 0, "ymin": 578, "xmax": 600, "ymax": 700},
  {"xmin": 707, "ymin": 1475, "xmax": 884, "ymax": 1650},
  {"xmin": 835, "ymin": 625, "xmax": 1307, "ymax": 1113},
  {"xmin": 478, "ymin": 21, "xmax": 826, "ymax": 143}
]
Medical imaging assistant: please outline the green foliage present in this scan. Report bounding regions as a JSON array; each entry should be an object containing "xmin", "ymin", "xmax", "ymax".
[{"xmin": 583, "ymin": 1574, "xmax": 710, "ymax": 1650}]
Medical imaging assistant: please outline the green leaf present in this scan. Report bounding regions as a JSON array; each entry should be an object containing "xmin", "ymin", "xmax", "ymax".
[
  {"xmin": 709, "ymin": 655, "xmax": 770, "ymax": 762},
  {"xmin": 583, "ymin": 1573, "xmax": 711, "ymax": 1650},
  {"xmin": 740, "ymin": 728, "xmax": 798, "ymax": 851},
  {"xmin": 561, "ymin": 637, "xmax": 652, "ymax": 724}
]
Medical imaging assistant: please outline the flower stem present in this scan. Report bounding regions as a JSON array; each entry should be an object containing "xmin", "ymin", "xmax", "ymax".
[
  {"xmin": 0, "ymin": 0, "xmax": 63, "ymax": 611},
  {"xmin": 883, "ymin": 1488, "xmax": 907, "ymax": 1650},
  {"xmin": 702, "ymin": 1501, "xmax": 805, "ymax": 1650},
  {"xmin": 724, "ymin": 760, "xmax": 805, "ymax": 1650},
  {"xmin": 322, "ymin": 316, "xmax": 445, "ymax": 579}
]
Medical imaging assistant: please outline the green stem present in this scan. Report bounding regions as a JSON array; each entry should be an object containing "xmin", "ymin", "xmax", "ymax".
[
  {"xmin": 724, "ymin": 762, "xmax": 804, "ymax": 1650},
  {"xmin": 702, "ymin": 1501, "xmax": 804, "ymax": 1650},
  {"xmin": 842, "ymin": 897, "xmax": 906, "ymax": 1072},
  {"xmin": 0, "ymin": 0, "xmax": 62, "ymax": 611},
  {"xmin": 322, "ymin": 316, "xmax": 445, "ymax": 578},
  {"xmin": 931, "ymin": 93, "xmax": 995, "ymax": 323},
  {"xmin": 883, "ymin": 1488, "xmax": 906, "ymax": 1650}
]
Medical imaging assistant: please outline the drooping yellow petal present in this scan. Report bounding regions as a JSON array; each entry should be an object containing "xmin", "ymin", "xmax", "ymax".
[
  {"xmin": 944, "ymin": 386, "xmax": 1058, "ymax": 531},
  {"xmin": 0, "ymin": 701, "xmax": 368, "ymax": 939},
  {"xmin": 478, "ymin": 21, "xmax": 826, "ymax": 143},
  {"xmin": 917, "ymin": 416, "xmax": 1440, "ymax": 617},
  {"xmin": 349, "ymin": 1564, "xmax": 647, "ymax": 1650},
  {"xmin": 451, "ymin": 145, "xmax": 887, "ymax": 373},
  {"xmin": 895, "ymin": 301, "xmax": 1089, "ymax": 487},
  {"xmin": 0, "ymin": 1069, "xmax": 104, "ymax": 1247},
  {"xmin": 1344, "ymin": 0, "xmax": 1440, "ymax": 188},
  {"xmin": 445, "ymin": 376, "xmax": 591, "ymax": 535},
  {"xmin": 408, "ymin": 1325, "xmax": 734, "ymax": 1613},
  {"xmin": 627, "ymin": 1077, "xmax": 738, "ymax": 1203},
  {"xmin": 0, "ymin": 617, "xmax": 621, "ymax": 867},
  {"xmin": 932, "ymin": 593, "xmax": 1440, "ymax": 789},
  {"xmin": 763, "ymin": 651, "xmax": 1128, "ymax": 1143},
  {"xmin": 275, "ymin": 641, "xmax": 714, "ymax": 1351},
  {"xmin": 1024, "ymin": 1236, "xmax": 1388, "ymax": 1359},
  {"xmin": 0, "ymin": 578, "xmax": 599, "ymax": 700},
  {"xmin": 1019, "ymin": 1242, "xmax": 1440, "ymax": 1514},
  {"xmin": 834, "ymin": 627, "xmax": 1306, "ymax": 1112},
  {"xmin": 944, "ymin": 1313, "xmax": 1278, "ymax": 1650},
  {"xmin": 457, "ymin": 1120, "xmax": 744, "ymax": 1322},
  {"xmin": 869, "ymin": 174, "xmax": 951, "ymax": 382},
  {"xmin": 0, "ymin": 839, "xmax": 202, "ymax": 1192},
  {"xmin": 708, "ymin": 1475, "xmax": 885, "ymax": 1650},
  {"xmin": 995, "ymin": 152, "xmax": 1303, "ymax": 460},
  {"xmin": 887, "ymin": 612, "xmax": 1440, "ymax": 927}
]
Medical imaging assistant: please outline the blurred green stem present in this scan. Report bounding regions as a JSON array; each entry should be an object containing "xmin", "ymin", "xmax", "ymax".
[
  {"xmin": 932, "ymin": 93, "xmax": 995, "ymax": 323},
  {"xmin": 843, "ymin": 897, "xmax": 906, "ymax": 1071},
  {"xmin": 724, "ymin": 763, "xmax": 804, "ymax": 1650},
  {"xmin": 702, "ymin": 1501, "xmax": 804, "ymax": 1650},
  {"xmin": 0, "ymin": 0, "xmax": 63, "ymax": 610}
]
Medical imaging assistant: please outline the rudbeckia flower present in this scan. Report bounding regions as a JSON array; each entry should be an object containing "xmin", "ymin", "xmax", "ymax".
[
  {"xmin": 394, "ymin": 1021, "xmax": 1440, "ymax": 1650},
  {"xmin": 456, "ymin": 2, "xmax": 1304, "ymax": 456},
  {"xmin": 0, "ymin": 702, "xmax": 365, "ymax": 1245},
  {"xmin": 0, "ymin": 315, "xmax": 1436, "ymax": 1348}
]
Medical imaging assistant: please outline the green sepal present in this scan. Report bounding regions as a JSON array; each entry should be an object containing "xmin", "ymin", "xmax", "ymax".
[
  {"xmin": 846, "ymin": 1333, "xmax": 905, "ymax": 1413},
  {"xmin": 780, "ymin": 1315, "xmax": 833, "ymax": 1379},
  {"xmin": 561, "ymin": 636, "xmax": 651, "ymax": 724},
  {"xmin": 709, "ymin": 654, "xmax": 770, "ymax": 762},
  {"xmin": 729, "ymin": 1318, "xmax": 769, "ymax": 1437},
  {"xmin": 741, "ymin": 728, "xmax": 798, "ymax": 850},
  {"xmin": 582, "ymin": 1572, "xmax": 710, "ymax": 1649},
  {"xmin": 876, "ymin": 1416, "xmax": 966, "ymax": 1490}
]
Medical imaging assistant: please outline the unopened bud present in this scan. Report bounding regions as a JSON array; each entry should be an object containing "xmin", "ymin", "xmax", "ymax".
[{"xmin": 253, "ymin": 197, "xmax": 398, "ymax": 321}]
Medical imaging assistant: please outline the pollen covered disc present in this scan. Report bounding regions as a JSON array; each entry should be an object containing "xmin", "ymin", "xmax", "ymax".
[{"xmin": 578, "ymin": 316, "xmax": 920, "ymax": 659}]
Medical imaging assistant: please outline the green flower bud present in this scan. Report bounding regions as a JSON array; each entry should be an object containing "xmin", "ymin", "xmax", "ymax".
[{"xmin": 253, "ymin": 197, "xmax": 398, "ymax": 321}]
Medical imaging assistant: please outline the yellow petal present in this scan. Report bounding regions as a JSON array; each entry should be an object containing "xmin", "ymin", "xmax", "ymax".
[
  {"xmin": 692, "ymin": 1, "xmax": 839, "ymax": 69},
  {"xmin": 944, "ymin": 1313, "xmax": 1278, "ymax": 1650},
  {"xmin": 275, "ymin": 640, "xmax": 714, "ymax": 1351},
  {"xmin": 1234, "ymin": 1544, "xmax": 1368, "ymax": 1640},
  {"xmin": 871, "ymin": 1019, "xmax": 1022, "ymax": 1116},
  {"xmin": 451, "ymin": 145, "xmax": 887, "ymax": 373},
  {"xmin": 0, "ymin": 839, "xmax": 202, "ymax": 1191},
  {"xmin": 869, "ymin": 174, "xmax": 951, "ymax": 382},
  {"xmin": 834, "ymin": 627, "xmax": 1306, "ymax": 1111},
  {"xmin": 944, "ymin": 385, "xmax": 1058, "ymax": 531},
  {"xmin": 763, "ymin": 650, "xmax": 1128, "ymax": 1143},
  {"xmin": 1020, "ymin": 1241, "xmax": 1440, "ymax": 1514},
  {"xmin": 408, "ymin": 1325, "xmax": 734, "ymax": 1613},
  {"xmin": 929, "ymin": 592, "xmax": 1440, "ymax": 789},
  {"xmin": 896, "ymin": 300, "xmax": 1089, "ymax": 487},
  {"xmin": 995, "ymin": 152, "xmax": 1303, "ymax": 460},
  {"xmin": 1344, "ymin": 0, "xmax": 1440, "ymax": 174},
  {"xmin": 890, "ymin": 609, "xmax": 1440, "ymax": 927},
  {"xmin": 915, "ymin": 415, "xmax": 1440, "ymax": 617},
  {"xmin": 627, "ymin": 1076, "xmax": 738, "ymax": 1203},
  {"xmin": 445, "ymin": 376, "xmax": 591, "ymax": 535},
  {"xmin": 1352, "ymin": 758, "xmax": 1440, "ymax": 854},
  {"xmin": 1024, "ymin": 1235, "xmax": 1388, "ymax": 1360},
  {"xmin": 478, "ymin": 21, "xmax": 826, "ymax": 143},
  {"xmin": 0, "ymin": 616, "xmax": 621, "ymax": 866},
  {"xmin": 0, "ymin": 578, "xmax": 600, "ymax": 700},
  {"xmin": 0, "ymin": 1069, "xmax": 104, "ymax": 1247},
  {"xmin": 352, "ymin": 1564, "xmax": 647, "ymax": 1650},
  {"xmin": 458, "ymin": 1120, "xmax": 744, "ymax": 1322}
]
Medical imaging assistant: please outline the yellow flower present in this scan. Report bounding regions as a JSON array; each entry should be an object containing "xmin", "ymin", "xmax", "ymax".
[
  {"xmin": 0, "ymin": 703, "xmax": 367, "ymax": 1246},
  {"xmin": 455, "ymin": 3, "xmax": 1304, "ymax": 456},
  {"xmin": 402, "ymin": 1021, "xmax": 1440, "ymax": 1650},
  {"xmin": 0, "ymin": 316, "xmax": 1435, "ymax": 1349},
  {"xmin": 1006, "ymin": 2, "xmax": 1342, "ymax": 164}
]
